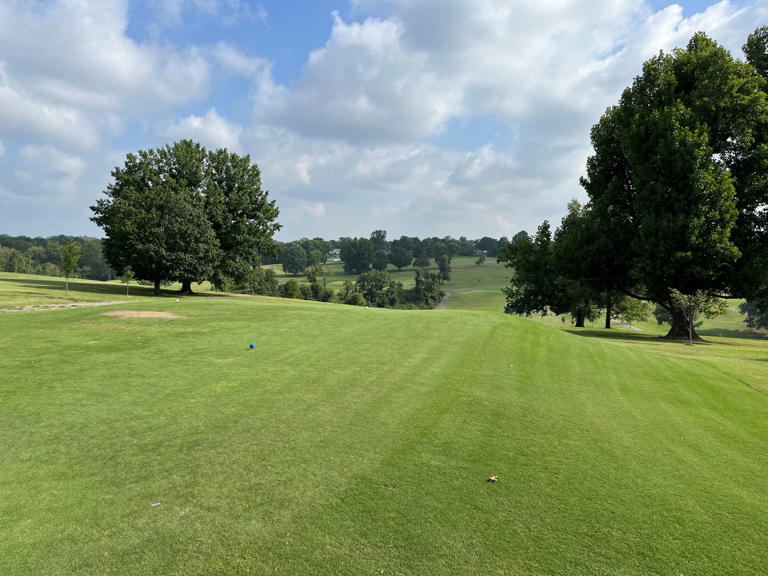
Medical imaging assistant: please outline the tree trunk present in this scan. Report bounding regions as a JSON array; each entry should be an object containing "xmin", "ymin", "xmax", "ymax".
[
  {"xmin": 604, "ymin": 296, "xmax": 612, "ymax": 329},
  {"xmin": 180, "ymin": 281, "xmax": 193, "ymax": 294},
  {"xmin": 574, "ymin": 309, "xmax": 586, "ymax": 328},
  {"xmin": 665, "ymin": 306, "xmax": 702, "ymax": 341},
  {"xmin": 154, "ymin": 278, "xmax": 161, "ymax": 296}
]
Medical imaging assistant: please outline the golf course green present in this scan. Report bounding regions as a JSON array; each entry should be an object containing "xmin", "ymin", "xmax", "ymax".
[{"xmin": 1, "ymin": 272, "xmax": 767, "ymax": 575}]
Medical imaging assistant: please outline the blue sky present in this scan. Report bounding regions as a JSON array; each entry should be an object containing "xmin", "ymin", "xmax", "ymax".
[{"xmin": 0, "ymin": 0, "xmax": 765, "ymax": 240}]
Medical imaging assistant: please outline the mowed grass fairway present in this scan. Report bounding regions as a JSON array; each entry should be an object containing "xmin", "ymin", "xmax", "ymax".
[{"xmin": 2, "ymin": 277, "xmax": 768, "ymax": 574}]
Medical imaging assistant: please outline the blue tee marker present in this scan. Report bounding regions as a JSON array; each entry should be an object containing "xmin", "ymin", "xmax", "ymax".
[{"xmin": 249, "ymin": 343, "xmax": 255, "ymax": 349}]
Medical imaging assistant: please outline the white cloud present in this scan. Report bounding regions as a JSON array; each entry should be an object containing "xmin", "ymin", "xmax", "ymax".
[
  {"xmin": 211, "ymin": 42, "xmax": 267, "ymax": 76},
  {"xmin": 0, "ymin": 142, "xmax": 118, "ymax": 235},
  {"xmin": 245, "ymin": 0, "xmax": 768, "ymax": 239},
  {"xmin": 252, "ymin": 1, "xmax": 765, "ymax": 147},
  {"xmin": 253, "ymin": 12, "xmax": 463, "ymax": 143},
  {"xmin": 14, "ymin": 145, "xmax": 85, "ymax": 199},
  {"xmin": 163, "ymin": 108, "xmax": 243, "ymax": 151},
  {"xmin": 145, "ymin": 0, "xmax": 265, "ymax": 29},
  {"xmin": 0, "ymin": 63, "xmax": 100, "ymax": 149},
  {"xmin": 0, "ymin": 140, "xmax": 5, "ymax": 157},
  {"xmin": 1, "ymin": 0, "xmax": 766, "ymax": 240},
  {"xmin": 299, "ymin": 201, "xmax": 327, "ymax": 219},
  {"xmin": 237, "ymin": 125, "xmax": 559, "ymax": 238},
  {"xmin": 0, "ymin": 0, "xmax": 210, "ymax": 151}
]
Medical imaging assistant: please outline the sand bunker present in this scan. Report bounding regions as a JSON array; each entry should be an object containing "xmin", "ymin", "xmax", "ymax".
[{"xmin": 101, "ymin": 310, "xmax": 183, "ymax": 319}]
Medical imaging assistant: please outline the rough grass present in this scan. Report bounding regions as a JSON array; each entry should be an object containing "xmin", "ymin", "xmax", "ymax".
[{"xmin": 1, "ymin": 274, "xmax": 768, "ymax": 574}]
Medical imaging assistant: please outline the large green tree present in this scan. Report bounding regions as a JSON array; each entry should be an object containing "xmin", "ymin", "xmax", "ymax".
[
  {"xmin": 340, "ymin": 237, "xmax": 374, "ymax": 274},
  {"xmin": 92, "ymin": 141, "xmax": 279, "ymax": 295},
  {"xmin": 578, "ymin": 32, "xmax": 768, "ymax": 339},
  {"xmin": 499, "ymin": 219, "xmax": 599, "ymax": 327},
  {"xmin": 92, "ymin": 143, "xmax": 221, "ymax": 295},
  {"xmin": 373, "ymin": 249, "xmax": 389, "ymax": 271},
  {"xmin": 370, "ymin": 229, "xmax": 388, "ymax": 252},
  {"xmin": 743, "ymin": 25, "xmax": 768, "ymax": 78},
  {"xmin": 205, "ymin": 148, "xmax": 280, "ymax": 289},
  {"xmin": 388, "ymin": 245, "xmax": 412, "ymax": 270},
  {"xmin": 280, "ymin": 243, "xmax": 307, "ymax": 275}
]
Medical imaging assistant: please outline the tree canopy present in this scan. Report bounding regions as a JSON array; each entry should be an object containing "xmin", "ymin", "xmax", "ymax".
[
  {"xmin": 91, "ymin": 141, "xmax": 280, "ymax": 294},
  {"xmin": 280, "ymin": 243, "xmax": 308, "ymax": 275},
  {"xmin": 340, "ymin": 237, "xmax": 374, "ymax": 274},
  {"xmin": 501, "ymin": 30, "xmax": 768, "ymax": 339}
]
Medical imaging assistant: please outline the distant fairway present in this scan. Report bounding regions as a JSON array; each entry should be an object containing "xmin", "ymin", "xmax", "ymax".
[
  {"xmin": 1, "ymin": 273, "xmax": 768, "ymax": 575},
  {"xmin": 273, "ymin": 256, "xmax": 511, "ymax": 311}
]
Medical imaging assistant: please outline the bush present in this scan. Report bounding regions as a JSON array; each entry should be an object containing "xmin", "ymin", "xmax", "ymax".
[
  {"xmin": 345, "ymin": 292, "xmax": 367, "ymax": 306},
  {"xmin": 280, "ymin": 279, "xmax": 301, "ymax": 299},
  {"xmin": 247, "ymin": 267, "xmax": 279, "ymax": 296}
]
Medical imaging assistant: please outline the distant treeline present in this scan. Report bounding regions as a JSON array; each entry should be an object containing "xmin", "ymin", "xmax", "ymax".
[
  {"xmin": 267, "ymin": 230, "xmax": 528, "ymax": 273},
  {"xmin": 0, "ymin": 235, "xmax": 113, "ymax": 280},
  {"xmin": 243, "ymin": 267, "xmax": 445, "ymax": 310}
]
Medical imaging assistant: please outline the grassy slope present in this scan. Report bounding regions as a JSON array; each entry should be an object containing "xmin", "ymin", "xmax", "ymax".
[
  {"xmin": 1, "ymin": 274, "xmax": 768, "ymax": 574},
  {"xmin": 273, "ymin": 256, "xmax": 510, "ymax": 302},
  {"xmin": 0, "ymin": 272, "xmax": 218, "ymax": 309}
]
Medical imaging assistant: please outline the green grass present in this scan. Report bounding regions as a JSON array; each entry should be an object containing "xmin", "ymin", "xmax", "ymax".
[
  {"xmin": 272, "ymin": 257, "xmax": 511, "ymax": 310},
  {"xmin": 2, "ymin": 273, "xmax": 768, "ymax": 574},
  {"xmin": 0, "ymin": 272, "xmax": 220, "ymax": 309}
]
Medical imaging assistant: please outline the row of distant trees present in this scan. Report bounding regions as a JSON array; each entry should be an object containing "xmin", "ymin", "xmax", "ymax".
[
  {"xmin": 246, "ymin": 267, "xmax": 445, "ymax": 310},
  {"xmin": 274, "ymin": 231, "xmax": 520, "ymax": 276},
  {"xmin": 0, "ymin": 235, "xmax": 112, "ymax": 280},
  {"xmin": 86, "ymin": 140, "xmax": 515, "ymax": 297},
  {"xmin": 500, "ymin": 29, "xmax": 768, "ymax": 340}
]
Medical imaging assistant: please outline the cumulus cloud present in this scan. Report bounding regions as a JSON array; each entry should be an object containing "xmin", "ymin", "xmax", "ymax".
[
  {"xmin": 211, "ymin": 42, "xmax": 268, "ymax": 76},
  {"xmin": 14, "ymin": 145, "xmax": 85, "ymax": 198},
  {"xmin": 252, "ymin": 12, "xmax": 463, "ymax": 143},
  {"xmin": 0, "ymin": 142, "xmax": 119, "ymax": 235},
  {"xmin": 237, "ymin": 125, "xmax": 562, "ymax": 238},
  {"xmin": 1, "ymin": 0, "xmax": 766, "ymax": 240},
  {"xmin": 299, "ymin": 201, "xmax": 327, "ymax": 220},
  {"xmin": 0, "ymin": 0, "xmax": 210, "ymax": 151},
  {"xmin": 0, "ymin": 63, "xmax": 100, "ymax": 149},
  {"xmin": 163, "ymin": 108, "xmax": 243, "ymax": 151},
  {"xmin": 245, "ymin": 0, "xmax": 767, "ymax": 238}
]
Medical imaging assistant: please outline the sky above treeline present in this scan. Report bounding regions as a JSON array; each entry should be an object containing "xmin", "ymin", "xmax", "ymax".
[{"xmin": 0, "ymin": 0, "xmax": 765, "ymax": 241}]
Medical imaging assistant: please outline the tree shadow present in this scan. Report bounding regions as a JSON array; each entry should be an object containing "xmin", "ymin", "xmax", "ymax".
[
  {"xmin": 563, "ymin": 328, "xmax": 719, "ymax": 346},
  {"xmin": 696, "ymin": 327, "xmax": 768, "ymax": 340},
  {"xmin": 567, "ymin": 326, "xmax": 768, "ymax": 345},
  {"xmin": 0, "ymin": 277, "xmax": 162, "ymax": 297},
  {"xmin": 564, "ymin": 329, "xmax": 665, "ymax": 343}
]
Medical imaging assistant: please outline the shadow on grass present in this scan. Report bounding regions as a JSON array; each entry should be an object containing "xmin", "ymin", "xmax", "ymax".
[
  {"xmin": 567, "ymin": 326, "xmax": 768, "ymax": 345},
  {"xmin": 564, "ymin": 329, "xmax": 707, "ymax": 345},
  {"xmin": 697, "ymin": 327, "xmax": 768, "ymax": 340},
  {"xmin": 0, "ymin": 277, "xmax": 243, "ymax": 299},
  {"xmin": 1, "ymin": 277, "xmax": 165, "ymax": 298}
]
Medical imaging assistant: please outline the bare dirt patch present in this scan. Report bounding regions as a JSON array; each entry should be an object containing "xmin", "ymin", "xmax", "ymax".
[{"xmin": 101, "ymin": 310, "xmax": 184, "ymax": 319}]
